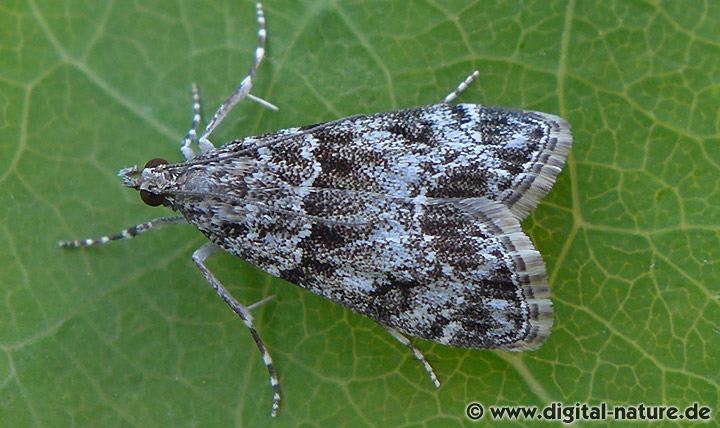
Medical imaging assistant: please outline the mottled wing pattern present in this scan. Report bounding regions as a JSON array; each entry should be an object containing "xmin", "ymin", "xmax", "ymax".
[
  {"xmin": 151, "ymin": 103, "xmax": 571, "ymax": 349},
  {"xmin": 226, "ymin": 103, "xmax": 572, "ymax": 219},
  {"xmin": 177, "ymin": 184, "xmax": 550, "ymax": 349}
]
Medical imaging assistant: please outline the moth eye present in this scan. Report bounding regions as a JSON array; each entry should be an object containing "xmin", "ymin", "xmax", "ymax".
[
  {"xmin": 140, "ymin": 189, "xmax": 165, "ymax": 207},
  {"xmin": 140, "ymin": 158, "xmax": 168, "ymax": 206},
  {"xmin": 143, "ymin": 158, "xmax": 168, "ymax": 169}
]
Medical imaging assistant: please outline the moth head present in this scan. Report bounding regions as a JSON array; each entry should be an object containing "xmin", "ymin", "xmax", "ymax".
[{"xmin": 118, "ymin": 158, "xmax": 170, "ymax": 207}]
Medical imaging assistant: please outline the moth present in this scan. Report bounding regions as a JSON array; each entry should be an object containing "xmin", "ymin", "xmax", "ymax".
[{"xmin": 60, "ymin": 2, "xmax": 572, "ymax": 417}]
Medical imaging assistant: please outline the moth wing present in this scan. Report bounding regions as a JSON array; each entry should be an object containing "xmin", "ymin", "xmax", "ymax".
[
  {"xmin": 225, "ymin": 104, "xmax": 571, "ymax": 220},
  {"xmin": 224, "ymin": 185, "xmax": 553, "ymax": 350},
  {"xmin": 361, "ymin": 196, "xmax": 552, "ymax": 350},
  {"xmin": 192, "ymin": 173, "xmax": 552, "ymax": 349},
  {"xmin": 447, "ymin": 197, "xmax": 552, "ymax": 349},
  {"xmin": 490, "ymin": 110, "xmax": 572, "ymax": 219}
]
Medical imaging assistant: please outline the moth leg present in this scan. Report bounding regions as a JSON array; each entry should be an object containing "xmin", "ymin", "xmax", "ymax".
[
  {"xmin": 58, "ymin": 216, "xmax": 186, "ymax": 248},
  {"xmin": 192, "ymin": 242, "xmax": 281, "ymax": 417},
  {"xmin": 198, "ymin": 1, "xmax": 267, "ymax": 153},
  {"xmin": 247, "ymin": 294, "xmax": 275, "ymax": 311},
  {"xmin": 180, "ymin": 83, "xmax": 203, "ymax": 160},
  {"xmin": 247, "ymin": 94, "xmax": 279, "ymax": 112},
  {"xmin": 385, "ymin": 327, "xmax": 441, "ymax": 388},
  {"xmin": 442, "ymin": 70, "xmax": 480, "ymax": 103}
]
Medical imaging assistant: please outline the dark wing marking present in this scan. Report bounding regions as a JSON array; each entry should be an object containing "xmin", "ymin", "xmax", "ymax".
[
  {"xmin": 207, "ymin": 103, "xmax": 571, "ymax": 220},
  {"xmin": 187, "ymin": 182, "xmax": 551, "ymax": 349}
]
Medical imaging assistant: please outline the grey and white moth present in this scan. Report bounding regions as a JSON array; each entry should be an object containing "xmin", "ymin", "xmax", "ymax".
[{"xmin": 60, "ymin": 2, "xmax": 572, "ymax": 417}]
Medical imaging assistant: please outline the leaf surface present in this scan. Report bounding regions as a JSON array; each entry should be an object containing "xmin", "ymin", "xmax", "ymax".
[{"xmin": 1, "ymin": 0, "xmax": 718, "ymax": 426}]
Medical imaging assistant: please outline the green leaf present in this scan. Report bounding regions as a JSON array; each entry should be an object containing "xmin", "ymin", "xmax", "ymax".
[{"xmin": 2, "ymin": 0, "xmax": 718, "ymax": 426}]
